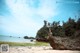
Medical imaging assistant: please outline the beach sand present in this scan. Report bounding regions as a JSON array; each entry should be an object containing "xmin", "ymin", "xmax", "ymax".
[{"xmin": 7, "ymin": 46, "xmax": 80, "ymax": 53}]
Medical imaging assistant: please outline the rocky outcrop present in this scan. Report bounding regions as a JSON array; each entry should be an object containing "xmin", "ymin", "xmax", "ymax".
[
  {"xmin": 50, "ymin": 36, "xmax": 80, "ymax": 50},
  {"xmin": 47, "ymin": 24, "xmax": 80, "ymax": 50},
  {"xmin": 36, "ymin": 20, "xmax": 80, "ymax": 50}
]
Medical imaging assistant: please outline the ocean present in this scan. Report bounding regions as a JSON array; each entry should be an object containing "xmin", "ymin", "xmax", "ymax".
[{"xmin": 0, "ymin": 35, "xmax": 35, "ymax": 43}]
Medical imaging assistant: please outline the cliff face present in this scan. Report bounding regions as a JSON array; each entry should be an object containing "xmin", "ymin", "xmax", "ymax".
[{"xmin": 48, "ymin": 36, "xmax": 80, "ymax": 50}]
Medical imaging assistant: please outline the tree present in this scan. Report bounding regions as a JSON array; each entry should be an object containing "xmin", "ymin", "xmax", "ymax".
[
  {"xmin": 36, "ymin": 27, "xmax": 48, "ymax": 39},
  {"xmin": 76, "ymin": 18, "xmax": 80, "ymax": 30},
  {"xmin": 36, "ymin": 17, "xmax": 79, "ymax": 42},
  {"xmin": 63, "ymin": 17, "xmax": 76, "ymax": 36}
]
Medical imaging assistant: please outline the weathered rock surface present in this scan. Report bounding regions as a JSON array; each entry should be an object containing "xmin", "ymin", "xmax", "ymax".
[{"xmin": 48, "ymin": 36, "xmax": 80, "ymax": 50}]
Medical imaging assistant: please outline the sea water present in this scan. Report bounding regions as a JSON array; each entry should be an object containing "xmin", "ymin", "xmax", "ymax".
[{"xmin": 0, "ymin": 35, "xmax": 35, "ymax": 43}]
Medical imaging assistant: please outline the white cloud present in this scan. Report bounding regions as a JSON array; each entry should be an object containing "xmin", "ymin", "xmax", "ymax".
[
  {"xmin": 1, "ymin": 0, "xmax": 58, "ymax": 37},
  {"xmin": 37, "ymin": 0, "xmax": 58, "ymax": 19}
]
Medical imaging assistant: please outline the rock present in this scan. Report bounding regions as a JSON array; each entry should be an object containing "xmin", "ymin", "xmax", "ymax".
[
  {"xmin": 47, "ymin": 26, "xmax": 80, "ymax": 50},
  {"xmin": 36, "ymin": 38, "xmax": 48, "ymax": 42},
  {"xmin": 48, "ymin": 36, "xmax": 80, "ymax": 50}
]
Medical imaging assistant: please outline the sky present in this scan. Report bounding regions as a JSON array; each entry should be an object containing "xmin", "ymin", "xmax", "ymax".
[{"xmin": 0, "ymin": 0, "xmax": 80, "ymax": 37}]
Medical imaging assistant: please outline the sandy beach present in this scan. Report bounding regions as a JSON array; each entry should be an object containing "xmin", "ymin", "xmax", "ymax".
[{"xmin": 7, "ymin": 46, "xmax": 80, "ymax": 53}]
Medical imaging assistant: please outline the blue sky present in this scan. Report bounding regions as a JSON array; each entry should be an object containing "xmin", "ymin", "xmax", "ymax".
[{"xmin": 0, "ymin": 0, "xmax": 80, "ymax": 37}]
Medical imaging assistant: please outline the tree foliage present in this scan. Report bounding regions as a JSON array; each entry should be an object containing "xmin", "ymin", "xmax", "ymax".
[
  {"xmin": 36, "ymin": 27, "xmax": 48, "ymax": 39},
  {"xmin": 36, "ymin": 18, "xmax": 80, "ymax": 40},
  {"xmin": 24, "ymin": 36, "xmax": 35, "ymax": 39}
]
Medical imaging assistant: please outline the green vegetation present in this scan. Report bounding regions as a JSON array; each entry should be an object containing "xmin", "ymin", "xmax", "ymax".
[
  {"xmin": 0, "ymin": 41, "xmax": 49, "ymax": 46},
  {"xmin": 36, "ymin": 18, "xmax": 80, "ymax": 40},
  {"xmin": 24, "ymin": 36, "xmax": 35, "ymax": 39}
]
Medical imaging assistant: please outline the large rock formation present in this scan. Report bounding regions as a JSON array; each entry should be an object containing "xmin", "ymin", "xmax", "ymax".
[
  {"xmin": 36, "ymin": 20, "xmax": 80, "ymax": 50},
  {"xmin": 47, "ymin": 24, "xmax": 80, "ymax": 50},
  {"xmin": 53, "ymin": 36, "xmax": 80, "ymax": 50}
]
